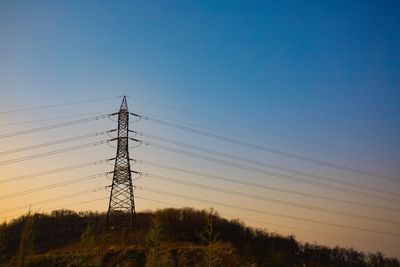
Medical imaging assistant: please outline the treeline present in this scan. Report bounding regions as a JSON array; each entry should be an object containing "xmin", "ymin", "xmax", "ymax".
[{"xmin": 0, "ymin": 207, "xmax": 398, "ymax": 266}]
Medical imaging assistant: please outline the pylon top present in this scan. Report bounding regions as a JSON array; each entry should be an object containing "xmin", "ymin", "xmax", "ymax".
[{"xmin": 120, "ymin": 96, "xmax": 128, "ymax": 111}]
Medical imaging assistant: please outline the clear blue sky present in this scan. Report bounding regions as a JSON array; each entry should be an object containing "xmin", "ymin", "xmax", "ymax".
[
  {"xmin": 1, "ymin": 0, "xmax": 399, "ymax": 156},
  {"xmin": 1, "ymin": 0, "xmax": 399, "ymax": 257}
]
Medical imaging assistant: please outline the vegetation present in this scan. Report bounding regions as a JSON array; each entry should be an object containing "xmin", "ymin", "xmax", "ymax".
[
  {"xmin": 198, "ymin": 208, "xmax": 220, "ymax": 267},
  {"xmin": 145, "ymin": 216, "xmax": 171, "ymax": 267},
  {"xmin": 17, "ymin": 211, "xmax": 35, "ymax": 267},
  {"xmin": 0, "ymin": 207, "xmax": 398, "ymax": 266},
  {"xmin": 0, "ymin": 219, "xmax": 8, "ymax": 263},
  {"xmin": 80, "ymin": 223, "xmax": 95, "ymax": 252}
]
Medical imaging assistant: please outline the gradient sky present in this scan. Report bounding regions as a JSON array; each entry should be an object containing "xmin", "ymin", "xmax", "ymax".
[{"xmin": 0, "ymin": 0, "xmax": 399, "ymax": 258}]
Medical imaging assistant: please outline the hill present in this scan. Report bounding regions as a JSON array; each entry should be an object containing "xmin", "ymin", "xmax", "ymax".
[{"xmin": 0, "ymin": 208, "xmax": 398, "ymax": 267}]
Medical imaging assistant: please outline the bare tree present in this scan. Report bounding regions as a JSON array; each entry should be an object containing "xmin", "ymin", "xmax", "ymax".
[
  {"xmin": 199, "ymin": 208, "xmax": 220, "ymax": 267},
  {"xmin": 17, "ymin": 210, "xmax": 35, "ymax": 267}
]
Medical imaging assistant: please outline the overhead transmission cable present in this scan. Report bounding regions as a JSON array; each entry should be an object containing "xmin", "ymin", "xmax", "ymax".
[
  {"xmin": 0, "ymin": 96, "xmax": 121, "ymax": 114},
  {"xmin": 127, "ymin": 96, "xmax": 398, "ymax": 163},
  {"xmin": 135, "ymin": 195, "xmax": 400, "ymax": 249},
  {"xmin": 48, "ymin": 197, "xmax": 109, "ymax": 212},
  {"xmin": 134, "ymin": 112, "xmax": 395, "ymax": 167},
  {"xmin": 133, "ymin": 131, "xmax": 400, "ymax": 197},
  {"xmin": 0, "ymin": 140, "xmax": 111, "ymax": 166},
  {"xmin": 135, "ymin": 159, "xmax": 400, "ymax": 213},
  {"xmin": 0, "ymin": 186, "xmax": 107, "ymax": 214},
  {"xmin": 2, "ymin": 195, "xmax": 109, "ymax": 221},
  {"xmin": 3, "ymin": 194, "xmax": 396, "ymax": 250},
  {"xmin": 140, "ymin": 172, "xmax": 400, "ymax": 225},
  {"xmin": 0, "ymin": 114, "xmax": 110, "ymax": 139},
  {"xmin": 0, "ymin": 110, "xmax": 116, "ymax": 127},
  {"xmin": 0, "ymin": 173, "xmax": 107, "ymax": 200},
  {"xmin": 133, "ymin": 114, "xmax": 398, "ymax": 183},
  {"xmin": 0, "ymin": 159, "xmax": 110, "ymax": 184},
  {"xmin": 135, "ymin": 186, "xmax": 400, "ymax": 237},
  {"xmin": 131, "ymin": 138, "xmax": 400, "ymax": 203},
  {"xmin": 0, "ymin": 130, "xmax": 114, "ymax": 156}
]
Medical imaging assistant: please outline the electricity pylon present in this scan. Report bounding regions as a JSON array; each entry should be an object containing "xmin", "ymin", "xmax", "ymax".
[{"xmin": 107, "ymin": 96, "xmax": 136, "ymax": 227}]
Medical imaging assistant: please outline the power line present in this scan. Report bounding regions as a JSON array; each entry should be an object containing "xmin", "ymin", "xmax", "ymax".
[
  {"xmin": 135, "ymin": 186, "xmax": 400, "ymax": 237},
  {"xmin": 135, "ymin": 159, "xmax": 400, "ymax": 213},
  {"xmin": 3, "ymin": 195, "xmax": 109, "ymax": 221},
  {"xmin": 0, "ymin": 96, "xmax": 121, "ymax": 114},
  {"xmin": 0, "ymin": 140, "xmax": 110, "ymax": 166},
  {"xmin": 223, "ymin": 215, "xmax": 400, "ymax": 250},
  {"xmin": 0, "ymin": 110, "xmax": 116, "ymax": 127},
  {"xmin": 3, "ymin": 193, "xmax": 397, "ymax": 250},
  {"xmin": 0, "ymin": 186, "xmax": 107, "ymax": 215},
  {"xmin": 134, "ymin": 139, "xmax": 400, "ymax": 203},
  {"xmin": 135, "ymin": 112, "xmax": 396, "ymax": 168},
  {"xmin": 135, "ymin": 114, "xmax": 399, "ymax": 183},
  {"xmin": 0, "ymin": 159, "xmax": 109, "ymax": 184},
  {"xmin": 0, "ymin": 173, "xmax": 107, "ymax": 200},
  {"xmin": 135, "ymin": 131, "xmax": 400, "ymax": 197},
  {"xmin": 127, "ymin": 96, "xmax": 398, "ymax": 163},
  {"xmin": 48, "ymin": 197, "xmax": 109, "ymax": 212},
  {"xmin": 0, "ymin": 114, "xmax": 110, "ymax": 139},
  {"xmin": 135, "ymin": 195, "xmax": 400, "ymax": 250},
  {"xmin": 0, "ymin": 131, "xmax": 113, "ymax": 156},
  {"xmin": 141, "ymin": 172, "xmax": 400, "ymax": 225}
]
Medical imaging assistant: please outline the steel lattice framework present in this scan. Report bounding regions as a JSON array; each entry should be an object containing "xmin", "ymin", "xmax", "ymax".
[{"xmin": 107, "ymin": 96, "xmax": 136, "ymax": 227}]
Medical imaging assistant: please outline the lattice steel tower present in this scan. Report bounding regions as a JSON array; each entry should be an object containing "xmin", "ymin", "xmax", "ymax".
[{"xmin": 107, "ymin": 96, "xmax": 136, "ymax": 227}]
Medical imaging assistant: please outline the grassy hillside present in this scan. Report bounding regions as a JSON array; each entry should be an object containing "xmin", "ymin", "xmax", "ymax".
[{"xmin": 0, "ymin": 208, "xmax": 398, "ymax": 267}]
